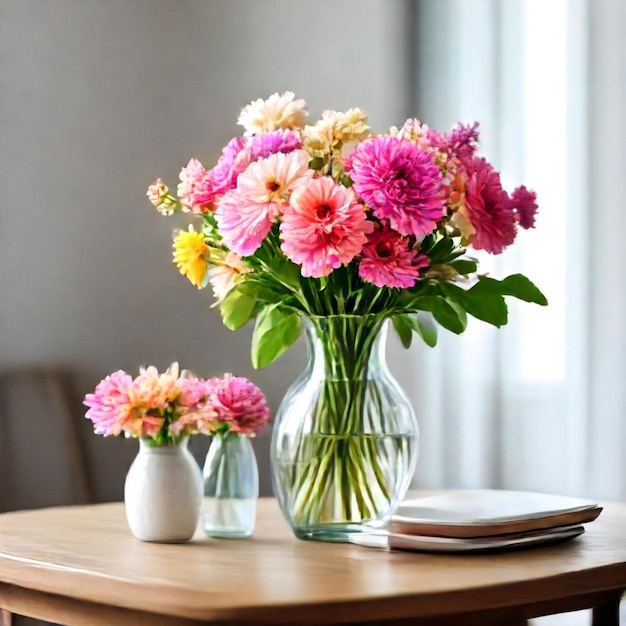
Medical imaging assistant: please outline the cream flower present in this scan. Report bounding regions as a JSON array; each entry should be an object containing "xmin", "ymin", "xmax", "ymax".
[
  {"xmin": 146, "ymin": 179, "xmax": 181, "ymax": 215},
  {"xmin": 303, "ymin": 108, "xmax": 369, "ymax": 157},
  {"xmin": 208, "ymin": 252, "xmax": 251, "ymax": 304},
  {"xmin": 237, "ymin": 91, "xmax": 308, "ymax": 136}
]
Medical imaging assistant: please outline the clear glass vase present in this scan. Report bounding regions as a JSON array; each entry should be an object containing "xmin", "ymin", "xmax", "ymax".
[
  {"xmin": 202, "ymin": 432, "xmax": 259, "ymax": 538},
  {"xmin": 270, "ymin": 314, "xmax": 419, "ymax": 542}
]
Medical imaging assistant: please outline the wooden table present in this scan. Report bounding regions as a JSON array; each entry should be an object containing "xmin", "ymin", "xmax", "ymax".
[{"xmin": 0, "ymin": 498, "xmax": 624, "ymax": 626}]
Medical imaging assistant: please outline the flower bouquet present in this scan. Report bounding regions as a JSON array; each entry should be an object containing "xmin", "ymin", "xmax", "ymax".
[
  {"xmin": 84, "ymin": 363, "xmax": 269, "ymax": 541},
  {"xmin": 147, "ymin": 92, "xmax": 547, "ymax": 540},
  {"xmin": 84, "ymin": 362, "xmax": 216, "ymax": 444}
]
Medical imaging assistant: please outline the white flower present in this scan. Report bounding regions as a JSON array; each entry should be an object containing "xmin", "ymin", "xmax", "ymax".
[{"xmin": 237, "ymin": 91, "xmax": 308, "ymax": 136}]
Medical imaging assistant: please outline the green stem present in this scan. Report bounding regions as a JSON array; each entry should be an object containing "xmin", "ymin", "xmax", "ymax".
[{"xmin": 286, "ymin": 314, "xmax": 395, "ymax": 526}]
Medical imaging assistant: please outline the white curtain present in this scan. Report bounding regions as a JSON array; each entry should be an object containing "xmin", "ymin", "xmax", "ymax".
[{"xmin": 404, "ymin": 0, "xmax": 626, "ymax": 502}]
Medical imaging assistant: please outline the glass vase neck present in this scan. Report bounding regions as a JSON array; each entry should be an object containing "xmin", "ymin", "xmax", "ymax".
[{"xmin": 302, "ymin": 315, "xmax": 389, "ymax": 381}]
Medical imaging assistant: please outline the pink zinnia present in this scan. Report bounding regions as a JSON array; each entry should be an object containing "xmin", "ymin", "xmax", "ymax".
[
  {"xmin": 508, "ymin": 185, "xmax": 538, "ymax": 229},
  {"xmin": 177, "ymin": 377, "xmax": 208, "ymax": 408},
  {"xmin": 177, "ymin": 158, "xmax": 215, "ymax": 213},
  {"xmin": 349, "ymin": 136, "xmax": 444, "ymax": 238},
  {"xmin": 84, "ymin": 370, "xmax": 133, "ymax": 436},
  {"xmin": 461, "ymin": 157, "xmax": 517, "ymax": 254},
  {"xmin": 215, "ymin": 150, "xmax": 311, "ymax": 256},
  {"xmin": 170, "ymin": 404, "xmax": 218, "ymax": 436},
  {"xmin": 358, "ymin": 226, "xmax": 428, "ymax": 289},
  {"xmin": 209, "ymin": 138, "xmax": 250, "ymax": 197},
  {"xmin": 280, "ymin": 176, "xmax": 372, "ymax": 278},
  {"xmin": 208, "ymin": 374, "xmax": 270, "ymax": 436}
]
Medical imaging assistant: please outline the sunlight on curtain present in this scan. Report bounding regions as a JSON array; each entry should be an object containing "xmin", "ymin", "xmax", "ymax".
[
  {"xmin": 517, "ymin": 0, "xmax": 567, "ymax": 383},
  {"xmin": 407, "ymin": 0, "xmax": 624, "ymax": 498}
]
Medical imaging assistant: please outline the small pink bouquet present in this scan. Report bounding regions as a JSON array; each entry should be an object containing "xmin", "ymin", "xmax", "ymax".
[{"xmin": 84, "ymin": 363, "xmax": 269, "ymax": 446}]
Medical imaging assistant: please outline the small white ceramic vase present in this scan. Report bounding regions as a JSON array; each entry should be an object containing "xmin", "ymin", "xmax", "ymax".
[{"xmin": 124, "ymin": 437, "xmax": 203, "ymax": 542}]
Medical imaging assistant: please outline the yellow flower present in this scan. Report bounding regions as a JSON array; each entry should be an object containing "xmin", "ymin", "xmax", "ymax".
[{"xmin": 172, "ymin": 227, "xmax": 209, "ymax": 288}]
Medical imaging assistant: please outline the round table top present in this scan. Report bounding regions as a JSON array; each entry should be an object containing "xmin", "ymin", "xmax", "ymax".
[{"xmin": 0, "ymin": 496, "xmax": 625, "ymax": 624}]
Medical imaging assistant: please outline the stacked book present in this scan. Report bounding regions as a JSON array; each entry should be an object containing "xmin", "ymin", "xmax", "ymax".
[{"xmin": 349, "ymin": 490, "xmax": 602, "ymax": 553}]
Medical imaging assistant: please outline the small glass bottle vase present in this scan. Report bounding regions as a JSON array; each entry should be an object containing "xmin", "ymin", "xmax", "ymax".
[{"xmin": 202, "ymin": 432, "xmax": 259, "ymax": 538}]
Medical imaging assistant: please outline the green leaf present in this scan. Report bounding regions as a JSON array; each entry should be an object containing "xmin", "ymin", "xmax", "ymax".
[
  {"xmin": 220, "ymin": 286, "xmax": 258, "ymax": 331},
  {"xmin": 237, "ymin": 279, "xmax": 284, "ymax": 304},
  {"xmin": 445, "ymin": 299, "xmax": 468, "ymax": 331},
  {"xmin": 393, "ymin": 312, "xmax": 439, "ymax": 348},
  {"xmin": 442, "ymin": 281, "xmax": 508, "ymax": 327},
  {"xmin": 251, "ymin": 304, "xmax": 301, "ymax": 369},
  {"xmin": 392, "ymin": 315, "xmax": 413, "ymax": 349},
  {"xmin": 418, "ymin": 233, "xmax": 436, "ymax": 253},
  {"xmin": 415, "ymin": 296, "xmax": 466, "ymax": 334},
  {"xmin": 427, "ymin": 237, "xmax": 455, "ymax": 263},
  {"xmin": 432, "ymin": 299, "xmax": 466, "ymax": 334},
  {"xmin": 272, "ymin": 256, "xmax": 302, "ymax": 291},
  {"xmin": 412, "ymin": 311, "xmax": 438, "ymax": 347},
  {"xmin": 448, "ymin": 258, "xmax": 478, "ymax": 276},
  {"xmin": 500, "ymin": 274, "xmax": 548, "ymax": 305}
]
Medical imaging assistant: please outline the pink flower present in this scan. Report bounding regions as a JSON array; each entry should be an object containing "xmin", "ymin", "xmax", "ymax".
[
  {"xmin": 280, "ymin": 176, "xmax": 372, "ymax": 278},
  {"xmin": 348, "ymin": 136, "xmax": 444, "ymax": 238},
  {"xmin": 209, "ymin": 138, "xmax": 250, "ymax": 197},
  {"xmin": 358, "ymin": 226, "xmax": 428, "ymax": 289},
  {"xmin": 84, "ymin": 370, "xmax": 133, "ymax": 436},
  {"xmin": 215, "ymin": 150, "xmax": 311, "ymax": 256},
  {"xmin": 457, "ymin": 157, "xmax": 517, "ymax": 254},
  {"xmin": 169, "ymin": 404, "xmax": 218, "ymax": 436},
  {"xmin": 509, "ymin": 185, "xmax": 538, "ymax": 229},
  {"xmin": 177, "ymin": 158, "xmax": 215, "ymax": 213},
  {"xmin": 207, "ymin": 374, "xmax": 270, "ymax": 436},
  {"xmin": 215, "ymin": 190, "xmax": 275, "ymax": 256},
  {"xmin": 177, "ymin": 377, "xmax": 208, "ymax": 407},
  {"xmin": 247, "ymin": 129, "xmax": 302, "ymax": 161}
]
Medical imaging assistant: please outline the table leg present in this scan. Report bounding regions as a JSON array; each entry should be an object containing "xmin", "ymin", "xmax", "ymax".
[
  {"xmin": 592, "ymin": 594, "xmax": 621, "ymax": 626},
  {"xmin": 0, "ymin": 610, "xmax": 12, "ymax": 626}
]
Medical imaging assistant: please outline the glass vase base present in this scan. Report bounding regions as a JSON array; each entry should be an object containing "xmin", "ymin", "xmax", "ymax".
[
  {"xmin": 202, "ymin": 497, "xmax": 255, "ymax": 539},
  {"xmin": 292, "ymin": 522, "xmax": 387, "ymax": 543},
  {"xmin": 203, "ymin": 528, "xmax": 252, "ymax": 539}
]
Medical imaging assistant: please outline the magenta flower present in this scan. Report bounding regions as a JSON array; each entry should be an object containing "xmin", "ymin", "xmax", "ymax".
[
  {"xmin": 445, "ymin": 122, "xmax": 480, "ymax": 160},
  {"xmin": 177, "ymin": 158, "xmax": 215, "ymax": 213},
  {"xmin": 349, "ymin": 136, "xmax": 444, "ymax": 238},
  {"xmin": 280, "ymin": 176, "xmax": 372, "ymax": 278},
  {"xmin": 358, "ymin": 226, "xmax": 429, "ymax": 289},
  {"xmin": 460, "ymin": 157, "xmax": 517, "ymax": 254},
  {"xmin": 509, "ymin": 185, "xmax": 538, "ymax": 230},
  {"xmin": 84, "ymin": 370, "xmax": 134, "ymax": 436},
  {"xmin": 209, "ymin": 138, "xmax": 250, "ymax": 197},
  {"xmin": 248, "ymin": 129, "xmax": 302, "ymax": 161},
  {"xmin": 207, "ymin": 374, "xmax": 270, "ymax": 436}
]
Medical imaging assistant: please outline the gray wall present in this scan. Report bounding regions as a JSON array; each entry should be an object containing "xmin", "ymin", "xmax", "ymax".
[{"xmin": 0, "ymin": 0, "xmax": 412, "ymax": 500}]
